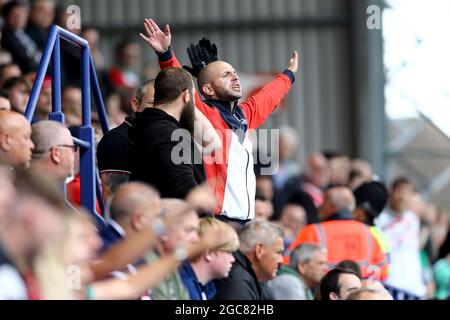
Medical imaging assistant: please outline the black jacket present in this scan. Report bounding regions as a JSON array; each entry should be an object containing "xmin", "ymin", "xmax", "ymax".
[
  {"xmin": 129, "ymin": 108, "xmax": 205, "ymax": 199},
  {"xmin": 214, "ymin": 250, "xmax": 269, "ymax": 300}
]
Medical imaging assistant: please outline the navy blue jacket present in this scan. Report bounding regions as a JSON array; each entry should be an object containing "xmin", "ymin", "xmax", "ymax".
[{"xmin": 179, "ymin": 262, "xmax": 216, "ymax": 300}]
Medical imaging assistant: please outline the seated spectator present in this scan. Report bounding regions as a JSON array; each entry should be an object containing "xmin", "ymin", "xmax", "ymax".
[
  {"xmin": 271, "ymin": 126, "xmax": 300, "ymax": 219},
  {"xmin": 255, "ymin": 173, "xmax": 274, "ymax": 202},
  {"xmin": 346, "ymin": 287, "xmax": 393, "ymax": 300},
  {"xmin": 278, "ymin": 200, "xmax": 307, "ymax": 248},
  {"xmin": 25, "ymin": 0, "xmax": 55, "ymax": 50},
  {"xmin": 1, "ymin": 1, "xmax": 41, "ymax": 74},
  {"xmin": 109, "ymin": 38, "xmax": 141, "ymax": 96},
  {"xmin": 284, "ymin": 153, "xmax": 330, "ymax": 208},
  {"xmin": 214, "ymin": 220, "xmax": 284, "ymax": 300},
  {"xmin": 180, "ymin": 217, "xmax": 239, "ymax": 300},
  {"xmin": 62, "ymin": 86, "xmax": 82, "ymax": 127},
  {"xmin": 0, "ymin": 88, "xmax": 11, "ymax": 110},
  {"xmin": 0, "ymin": 169, "xmax": 66, "ymax": 300},
  {"xmin": 273, "ymin": 125, "xmax": 300, "ymax": 191},
  {"xmin": 34, "ymin": 203, "xmax": 228, "ymax": 300},
  {"xmin": 266, "ymin": 243, "xmax": 327, "ymax": 300},
  {"xmin": 0, "ymin": 62, "xmax": 21, "ymax": 86},
  {"xmin": 30, "ymin": 120, "xmax": 76, "ymax": 182},
  {"xmin": 348, "ymin": 158, "xmax": 374, "ymax": 190},
  {"xmin": 255, "ymin": 190, "xmax": 274, "ymax": 221},
  {"xmin": 82, "ymin": 26, "xmax": 105, "ymax": 72},
  {"xmin": 320, "ymin": 267, "xmax": 362, "ymax": 300},
  {"xmin": 0, "ymin": 110, "xmax": 34, "ymax": 169},
  {"xmin": 99, "ymin": 182, "xmax": 161, "ymax": 254},
  {"xmin": 145, "ymin": 199, "xmax": 200, "ymax": 300},
  {"xmin": 2, "ymin": 76, "xmax": 30, "ymax": 113},
  {"xmin": 336, "ymin": 260, "xmax": 362, "ymax": 279},
  {"xmin": 323, "ymin": 150, "xmax": 351, "ymax": 187},
  {"xmin": 33, "ymin": 75, "xmax": 52, "ymax": 121}
]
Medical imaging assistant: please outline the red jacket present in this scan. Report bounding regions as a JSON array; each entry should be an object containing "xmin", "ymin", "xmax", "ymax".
[{"xmin": 159, "ymin": 51, "xmax": 294, "ymax": 221}]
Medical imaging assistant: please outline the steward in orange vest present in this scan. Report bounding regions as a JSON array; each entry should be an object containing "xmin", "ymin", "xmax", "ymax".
[{"xmin": 286, "ymin": 187, "xmax": 389, "ymax": 281}]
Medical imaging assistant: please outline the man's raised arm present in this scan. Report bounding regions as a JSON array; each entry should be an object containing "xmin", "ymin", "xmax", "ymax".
[
  {"xmin": 239, "ymin": 51, "xmax": 299, "ymax": 129},
  {"xmin": 139, "ymin": 18, "xmax": 220, "ymax": 154}
]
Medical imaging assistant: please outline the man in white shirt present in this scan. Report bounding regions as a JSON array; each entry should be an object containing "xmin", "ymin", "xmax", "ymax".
[{"xmin": 375, "ymin": 177, "xmax": 426, "ymax": 297}]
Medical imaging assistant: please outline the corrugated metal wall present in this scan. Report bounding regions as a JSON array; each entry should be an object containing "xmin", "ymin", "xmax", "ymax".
[{"xmin": 58, "ymin": 0, "xmax": 355, "ymax": 164}]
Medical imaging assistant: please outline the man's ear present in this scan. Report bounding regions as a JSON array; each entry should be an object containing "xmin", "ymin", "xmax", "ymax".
[
  {"xmin": 297, "ymin": 262, "xmax": 306, "ymax": 275},
  {"xmin": 202, "ymin": 84, "xmax": 214, "ymax": 97},
  {"xmin": 204, "ymin": 250, "xmax": 213, "ymax": 262},
  {"xmin": 0, "ymin": 133, "xmax": 10, "ymax": 151},
  {"xmin": 131, "ymin": 97, "xmax": 139, "ymax": 112},
  {"xmin": 255, "ymin": 243, "xmax": 264, "ymax": 261},
  {"xmin": 131, "ymin": 212, "xmax": 143, "ymax": 231},
  {"xmin": 50, "ymin": 147, "xmax": 60, "ymax": 164},
  {"xmin": 329, "ymin": 292, "xmax": 339, "ymax": 300},
  {"xmin": 183, "ymin": 89, "xmax": 191, "ymax": 104}
]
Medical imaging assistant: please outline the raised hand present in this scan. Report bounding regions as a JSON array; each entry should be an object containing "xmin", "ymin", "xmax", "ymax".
[
  {"xmin": 184, "ymin": 37, "xmax": 219, "ymax": 77},
  {"xmin": 287, "ymin": 51, "xmax": 299, "ymax": 73},
  {"xmin": 198, "ymin": 37, "xmax": 218, "ymax": 63},
  {"xmin": 139, "ymin": 18, "xmax": 171, "ymax": 54}
]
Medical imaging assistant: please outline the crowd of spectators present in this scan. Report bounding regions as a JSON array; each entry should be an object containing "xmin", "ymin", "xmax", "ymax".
[{"xmin": 0, "ymin": 0, "xmax": 449, "ymax": 301}]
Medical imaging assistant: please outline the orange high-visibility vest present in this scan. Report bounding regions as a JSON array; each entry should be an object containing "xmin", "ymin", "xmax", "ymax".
[{"xmin": 286, "ymin": 220, "xmax": 389, "ymax": 281}]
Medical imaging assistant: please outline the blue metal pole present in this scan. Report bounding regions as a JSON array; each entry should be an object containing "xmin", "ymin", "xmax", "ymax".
[
  {"xmin": 90, "ymin": 56, "xmax": 110, "ymax": 134},
  {"xmin": 57, "ymin": 26, "xmax": 89, "ymax": 48},
  {"xmin": 25, "ymin": 26, "xmax": 58, "ymax": 122},
  {"xmin": 49, "ymin": 36, "xmax": 64, "ymax": 123},
  {"xmin": 79, "ymin": 45, "xmax": 96, "ymax": 216},
  {"xmin": 72, "ymin": 136, "xmax": 90, "ymax": 149},
  {"xmin": 81, "ymin": 46, "xmax": 91, "ymax": 127}
]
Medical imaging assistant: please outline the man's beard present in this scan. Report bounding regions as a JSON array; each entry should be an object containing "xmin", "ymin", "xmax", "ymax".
[{"xmin": 179, "ymin": 99, "xmax": 195, "ymax": 135}]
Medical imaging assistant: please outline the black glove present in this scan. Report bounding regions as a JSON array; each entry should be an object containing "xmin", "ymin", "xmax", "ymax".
[
  {"xmin": 198, "ymin": 37, "xmax": 218, "ymax": 63},
  {"xmin": 183, "ymin": 38, "xmax": 218, "ymax": 78}
]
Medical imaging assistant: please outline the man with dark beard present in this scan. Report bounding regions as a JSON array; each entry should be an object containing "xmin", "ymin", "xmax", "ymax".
[{"xmin": 129, "ymin": 67, "xmax": 205, "ymax": 199}]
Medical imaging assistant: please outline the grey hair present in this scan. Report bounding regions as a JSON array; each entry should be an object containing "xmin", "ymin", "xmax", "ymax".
[
  {"xmin": 134, "ymin": 78, "xmax": 155, "ymax": 106},
  {"xmin": 239, "ymin": 219, "xmax": 284, "ymax": 253},
  {"xmin": 289, "ymin": 243, "xmax": 325, "ymax": 269},
  {"xmin": 31, "ymin": 120, "xmax": 69, "ymax": 155}
]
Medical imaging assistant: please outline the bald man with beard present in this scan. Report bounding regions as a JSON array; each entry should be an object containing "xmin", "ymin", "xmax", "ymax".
[{"xmin": 0, "ymin": 111, "xmax": 34, "ymax": 169}]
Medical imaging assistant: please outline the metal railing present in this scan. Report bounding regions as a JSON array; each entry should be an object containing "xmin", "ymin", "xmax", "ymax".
[{"xmin": 25, "ymin": 25, "xmax": 110, "ymax": 226}]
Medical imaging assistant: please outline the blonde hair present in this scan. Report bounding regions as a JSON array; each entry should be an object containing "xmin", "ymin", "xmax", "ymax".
[
  {"xmin": 199, "ymin": 217, "xmax": 239, "ymax": 253},
  {"xmin": 34, "ymin": 209, "xmax": 95, "ymax": 300}
]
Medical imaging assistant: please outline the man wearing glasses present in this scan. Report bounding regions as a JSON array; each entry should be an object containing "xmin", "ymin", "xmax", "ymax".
[{"xmin": 30, "ymin": 120, "xmax": 77, "ymax": 182}]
